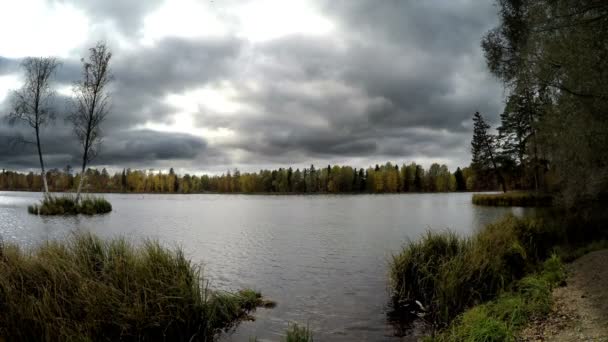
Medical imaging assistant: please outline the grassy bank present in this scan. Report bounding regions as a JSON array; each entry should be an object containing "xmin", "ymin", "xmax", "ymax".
[
  {"xmin": 389, "ymin": 215, "xmax": 563, "ymax": 328},
  {"xmin": 0, "ymin": 233, "xmax": 271, "ymax": 341},
  {"xmin": 28, "ymin": 195, "xmax": 112, "ymax": 215},
  {"xmin": 472, "ymin": 192, "xmax": 553, "ymax": 207},
  {"xmin": 431, "ymin": 255, "xmax": 565, "ymax": 341}
]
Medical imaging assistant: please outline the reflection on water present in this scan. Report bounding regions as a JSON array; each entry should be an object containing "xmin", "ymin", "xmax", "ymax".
[{"xmin": 0, "ymin": 191, "xmax": 531, "ymax": 341}]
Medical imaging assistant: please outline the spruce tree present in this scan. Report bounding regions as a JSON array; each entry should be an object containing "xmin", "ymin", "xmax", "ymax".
[
  {"xmin": 471, "ymin": 111, "xmax": 507, "ymax": 192},
  {"xmin": 454, "ymin": 167, "xmax": 466, "ymax": 191}
]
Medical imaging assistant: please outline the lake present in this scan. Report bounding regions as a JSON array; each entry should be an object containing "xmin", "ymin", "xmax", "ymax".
[{"xmin": 0, "ymin": 191, "xmax": 531, "ymax": 341}]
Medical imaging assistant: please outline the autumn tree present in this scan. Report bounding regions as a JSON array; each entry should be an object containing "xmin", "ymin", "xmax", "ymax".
[{"xmin": 7, "ymin": 57, "xmax": 60, "ymax": 195}]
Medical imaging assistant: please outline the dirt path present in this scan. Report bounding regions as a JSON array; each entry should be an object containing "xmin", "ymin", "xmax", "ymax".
[{"xmin": 522, "ymin": 249, "xmax": 608, "ymax": 341}]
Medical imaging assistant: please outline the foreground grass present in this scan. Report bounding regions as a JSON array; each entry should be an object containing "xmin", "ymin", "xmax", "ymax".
[
  {"xmin": 389, "ymin": 214, "xmax": 563, "ymax": 327},
  {"xmin": 0, "ymin": 233, "xmax": 270, "ymax": 341},
  {"xmin": 285, "ymin": 323, "xmax": 314, "ymax": 342},
  {"xmin": 28, "ymin": 195, "xmax": 112, "ymax": 215},
  {"xmin": 430, "ymin": 255, "xmax": 565, "ymax": 342},
  {"xmin": 472, "ymin": 192, "xmax": 553, "ymax": 207},
  {"xmin": 249, "ymin": 323, "xmax": 313, "ymax": 342}
]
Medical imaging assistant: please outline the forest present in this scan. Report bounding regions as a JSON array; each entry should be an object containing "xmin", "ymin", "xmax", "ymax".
[
  {"xmin": 467, "ymin": 0, "xmax": 607, "ymax": 207},
  {"xmin": 0, "ymin": 162, "xmax": 477, "ymax": 194}
]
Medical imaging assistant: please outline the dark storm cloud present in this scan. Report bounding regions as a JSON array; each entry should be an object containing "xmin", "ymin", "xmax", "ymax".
[
  {"xmin": 0, "ymin": 121, "xmax": 208, "ymax": 169},
  {"xmin": 96, "ymin": 130, "xmax": 207, "ymax": 164}
]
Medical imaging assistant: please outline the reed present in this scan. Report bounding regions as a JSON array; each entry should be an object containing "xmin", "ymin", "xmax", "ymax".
[
  {"xmin": 472, "ymin": 192, "xmax": 553, "ymax": 207},
  {"xmin": 0, "ymin": 233, "xmax": 269, "ymax": 341}
]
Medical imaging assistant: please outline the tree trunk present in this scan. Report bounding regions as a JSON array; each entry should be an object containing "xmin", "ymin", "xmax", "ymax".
[
  {"xmin": 35, "ymin": 126, "xmax": 49, "ymax": 195},
  {"xmin": 75, "ymin": 144, "xmax": 88, "ymax": 202},
  {"xmin": 485, "ymin": 138, "xmax": 507, "ymax": 193},
  {"xmin": 75, "ymin": 159, "xmax": 87, "ymax": 203}
]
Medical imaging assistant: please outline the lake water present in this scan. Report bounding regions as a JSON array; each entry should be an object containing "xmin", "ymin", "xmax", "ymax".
[{"xmin": 0, "ymin": 191, "xmax": 531, "ymax": 341}]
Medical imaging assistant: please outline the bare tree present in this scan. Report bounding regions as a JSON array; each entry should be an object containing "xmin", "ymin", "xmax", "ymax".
[
  {"xmin": 70, "ymin": 42, "xmax": 112, "ymax": 202},
  {"xmin": 7, "ymin": 57, "xmax": 60, "ymax": 195}
]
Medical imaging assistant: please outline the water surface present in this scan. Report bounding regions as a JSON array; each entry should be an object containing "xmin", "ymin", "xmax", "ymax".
[{"xmin": 0, "ymin": 192, "xmax": 530, "ymax": 341}]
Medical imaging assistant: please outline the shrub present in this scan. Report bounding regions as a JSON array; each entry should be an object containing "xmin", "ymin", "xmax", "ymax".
[
  {"xmin": 472, "ymin": 192, "xmax": 553, "ymax": 207},
  {"xmin": 28, "ymin": 195, "xmax": 112, "ymax": 215},
  {"xmin": 0, "ymin": 233, "xmax": 268, "ymax": 341}
]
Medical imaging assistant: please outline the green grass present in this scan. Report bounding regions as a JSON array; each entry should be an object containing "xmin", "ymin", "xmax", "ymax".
[
  {"xmin": 554, "ymin": 239, "xmax": 608, "ymax": 262},
  {"xmin": 389, "ymin": 214, "xmax": 563, "ymax": 327},
  {"xmin": 285, "ymin": 323, "xmax": 314, "ymax": 342},
  {"xmin": 472, "ymin": 192, "xmax": 553, "ymax": 207},
  {"xmin": 0, "ymin": 233, "xmax": 269, "ymax": 341},
  {"xmin": 28, "ymin": 195, "xmax": 112, "ymax": 215},
  {"xmin": 431, "ymin": 255, "xmax": 565, "ymax": 342}
]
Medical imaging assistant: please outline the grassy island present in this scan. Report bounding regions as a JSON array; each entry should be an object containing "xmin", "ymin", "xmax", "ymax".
[
  {"xmin": 28, "ymin": 195, "xmax": 112, "ymax": 215},
  {"xmin": 0, "ymin": 233, "xmax": 271, "ymax": 341},
  {"xmin": 472, "ymin": 192, "xmax": 553, "ymax": 207}
]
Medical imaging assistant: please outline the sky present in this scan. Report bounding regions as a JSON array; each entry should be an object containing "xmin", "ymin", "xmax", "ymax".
[{"xmin": 0, "ymin": 0, "xmax": 504, "ymax": 174}]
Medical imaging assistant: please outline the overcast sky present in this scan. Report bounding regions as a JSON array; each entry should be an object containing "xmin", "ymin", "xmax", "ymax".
[{"xmin": 0, "ymin": 0, "xmax": 503, "ymax": 174}]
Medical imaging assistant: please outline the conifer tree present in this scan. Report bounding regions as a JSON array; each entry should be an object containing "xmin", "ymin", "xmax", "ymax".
[{"xmin": 471, "ymin": 111, "xmax": 506, "ymax": 192}]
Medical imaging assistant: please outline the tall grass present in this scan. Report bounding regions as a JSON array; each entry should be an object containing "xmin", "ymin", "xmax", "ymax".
[
  {"xmin": 389, "ymin": 215, "xmax": 562, "ymax": 327},
  {"xmin": 285, "ymin": 323, "xmax": 314, "ymax": 342},
  {"xmin": 0, "ymin": 233, "xmax": 269, "ymax": 341},
  {"xmin": 28, "ymin": 195, "xmax": 112, "ymax": 215},
  {"xmin": 472, "ymin": 192, "xmax": 553, "ymax": 207},
  {"xmin": 432, "ymin": 255, "xmax": 565, "ymax": 342}
]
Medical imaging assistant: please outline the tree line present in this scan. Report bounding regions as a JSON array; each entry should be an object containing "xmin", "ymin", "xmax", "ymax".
[
  {"xmin": 0, "ymin": 162, "xmax": 481, "ymax": 194},
  {"xmin": 469, "ymin": 0, "xmax": 607, "ymax": 206}
]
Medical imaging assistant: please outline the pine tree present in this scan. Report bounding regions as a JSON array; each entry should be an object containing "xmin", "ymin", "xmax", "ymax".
[
  {"xmin": 498, "ymin": 82, "xmax": 541, "ymax": 190},
  {"xmin": 454, "ymin": 167, "xmax": 466, "ymax": 191},
  {"xmin": 471, "ymin": 111, "xmax": 506, "ymax": 192}
]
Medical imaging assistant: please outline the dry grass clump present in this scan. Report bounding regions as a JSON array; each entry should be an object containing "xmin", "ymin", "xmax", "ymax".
[{"xmin": 0, "ymin": 233, "xmax": 268, "ymax": 341}]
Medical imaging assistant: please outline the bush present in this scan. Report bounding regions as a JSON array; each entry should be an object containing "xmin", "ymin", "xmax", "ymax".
[
  {"xmin": 389, "ymin": 215, "xmax": 560, "ymax": 327},
  {"xmin": 0, "ymin": 233, "xmax": 268, "ymax": 341},
  {"xmin": 472, "ymin": 192, "xmax": 553, "ymax": 207},
  {"xmin": 28, "ymin": 195, "xmax": 112, "ymax": 215}
]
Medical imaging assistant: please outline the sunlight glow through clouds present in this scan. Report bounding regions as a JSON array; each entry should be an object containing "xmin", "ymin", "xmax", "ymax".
[
  {"xmin": 136, "ymin": 84, "xmax": 241, "ymax": 142},
  {"xmin": 141, "ymin": 0, "xmax": 230, "ymax": 45},
  {"xmin": 0, "ymin": 0, "xmax": 89, "ymax": 58},
  {"xmin": 0, "ymin": 75, "xmax": 20, "ymax": 104},
  {"xmin": 141, "ymin": 0, "xmax": 333, "ymax": 44},
  {"xmin": 234, "ymin": 0, "xmax": 334, "ymax": 42}
]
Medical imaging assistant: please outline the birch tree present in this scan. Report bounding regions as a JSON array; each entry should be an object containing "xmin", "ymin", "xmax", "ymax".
[
  {"xmin": 70, "ymin": 42, "xmax": 112, "ymax": 202},
  {"xmin": 7, "ymin": 57, "xmax": 60, "ymax": 195}
]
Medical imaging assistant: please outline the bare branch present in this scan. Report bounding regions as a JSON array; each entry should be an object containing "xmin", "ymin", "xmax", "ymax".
[
  {"xmin": 70, "ymin": 41, "xmax": 112, "ymax": 201},
  {"xmin": 4, "ymin": 56, "xmax": 60, "ymax": 195}
]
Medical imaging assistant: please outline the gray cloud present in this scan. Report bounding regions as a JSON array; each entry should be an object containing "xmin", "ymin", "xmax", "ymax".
[
  {"xmin": 2, "ymin": 0, "xmax": 503, "ymax": 172},
  {"xmin": 1, "ymin": 122, "xmax": 208, "ymax": 170}
]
